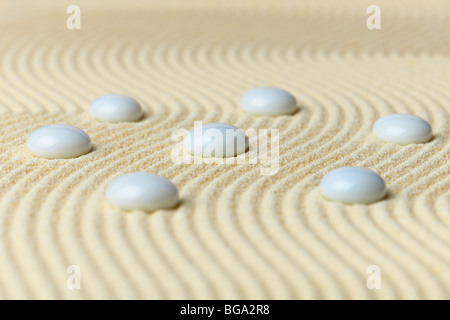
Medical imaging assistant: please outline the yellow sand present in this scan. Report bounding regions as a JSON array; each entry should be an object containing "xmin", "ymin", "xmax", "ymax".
[{"xmin": 0, "ymin": 0, "xmax": 449, "ymax": 299}]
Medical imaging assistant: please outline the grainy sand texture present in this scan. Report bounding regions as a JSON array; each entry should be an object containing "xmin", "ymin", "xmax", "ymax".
[{"xmin": 0, "ymin": 0, "xmax": 449, "ymax": 299}]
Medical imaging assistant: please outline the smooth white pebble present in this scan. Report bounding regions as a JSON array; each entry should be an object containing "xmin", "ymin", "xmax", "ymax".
[
  {"xmin": 372, "ymin": 114, "xmax": 432, "ymax": 144},
  {"xmin": 183, "ymin": 123, "xmax": 249, "ymax": 158},
  {"xmin": 320, "ymin": 167, "xmax": 386, "ymax": 204},
  {"xmin": 27, "ymin": 124, "xmax": 92, "ymax": 159},
  {"xmin": 240, "ymin": 87, "xmax": 297, "ymax": 116},
  {"xmin": 106, "ymin": 173, "xmax": 179, "ymax": 211},
  {"xmin": 89, "ymin": 94, "xmax": 143, "ymax": 122}
]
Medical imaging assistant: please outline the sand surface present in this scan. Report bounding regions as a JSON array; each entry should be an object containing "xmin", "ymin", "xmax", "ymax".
[{"xmin": 0, "ymin": 0, "xmax": 449, "ymax": 299}]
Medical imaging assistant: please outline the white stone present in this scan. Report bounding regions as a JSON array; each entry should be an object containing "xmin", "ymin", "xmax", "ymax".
[
  {"xmin": 106, "ymin": 173, "xmax": 179, "ymax": 211},
  {"xmin": 372, "ymin": 114, "xmax": 432, "ymax": 145},
  {"xmin": 89, "ymin": 94, "xmax": 143, "ymax": 122},
  {"xmin": 239, "ymin": 87, "xmax": 297, "ymax": 116},
  {"xmin": 27, "ymin": 124, "xmax": 92, "ymax": 159},
  {"xmin": 320, "ymin": 167, "xmax": 386, "ymax": 204},
  {"xmin": 183, "ymin": 123, "xmax": 248, "ymax": 158}
]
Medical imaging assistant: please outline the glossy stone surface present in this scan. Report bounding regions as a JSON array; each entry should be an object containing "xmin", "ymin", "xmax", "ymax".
[
  {"xmin": 320, "ymin": 167, "xmax": 386, "ymax": 204},
  {"xmin": 183, "ymin": 123, "xmax": 249, "ymax": 158},
  {"xmin": 240, "ymin": 87, "xmax": 297, "ymax": 116},
  {"xmin": 372, "ymin": 114, "xmax": 432, "ymax": 145},
  {"xmin": 89, "ymin": 94, "xmax": 143, "ymax": 122},
  {"xmin": 27, "ymin": 124, "xmax": 92, "ymax": 159},
  {"xmin": 106, "ymin": 173, "xmax": 179, "ymax": 211}
]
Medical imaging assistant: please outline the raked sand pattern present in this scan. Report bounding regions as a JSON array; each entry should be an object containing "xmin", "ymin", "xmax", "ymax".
[{"xmin": 0, "ymin": 0, "xmax": 449, "ymax": 299}]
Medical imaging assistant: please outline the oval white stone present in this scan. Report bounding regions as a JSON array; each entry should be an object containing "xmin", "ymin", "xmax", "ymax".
[
  {"xmin": 106, "ymin": 173, "xmax": 179, "ymax": 211},
  {"xmin": 320, "ymin": 167, "xmax": 386, "ymax": 204},
  {"xmin": 27, "ymin": 124, "xmax": 92, "ymax": 159},
  {"xmin": 183, "ymin": 123, "xmax": 249, "ymax": 158},
  {"xmin": 372, "ymin": 114, "xmax": 432, "ymax": 145},
  {"xmin": 89, "ymin": 94, "xmax": 143, "ymax": 122},
  {"xmin": 240, "ymin": 87, "xmax": 297, "ymax": 116}
]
